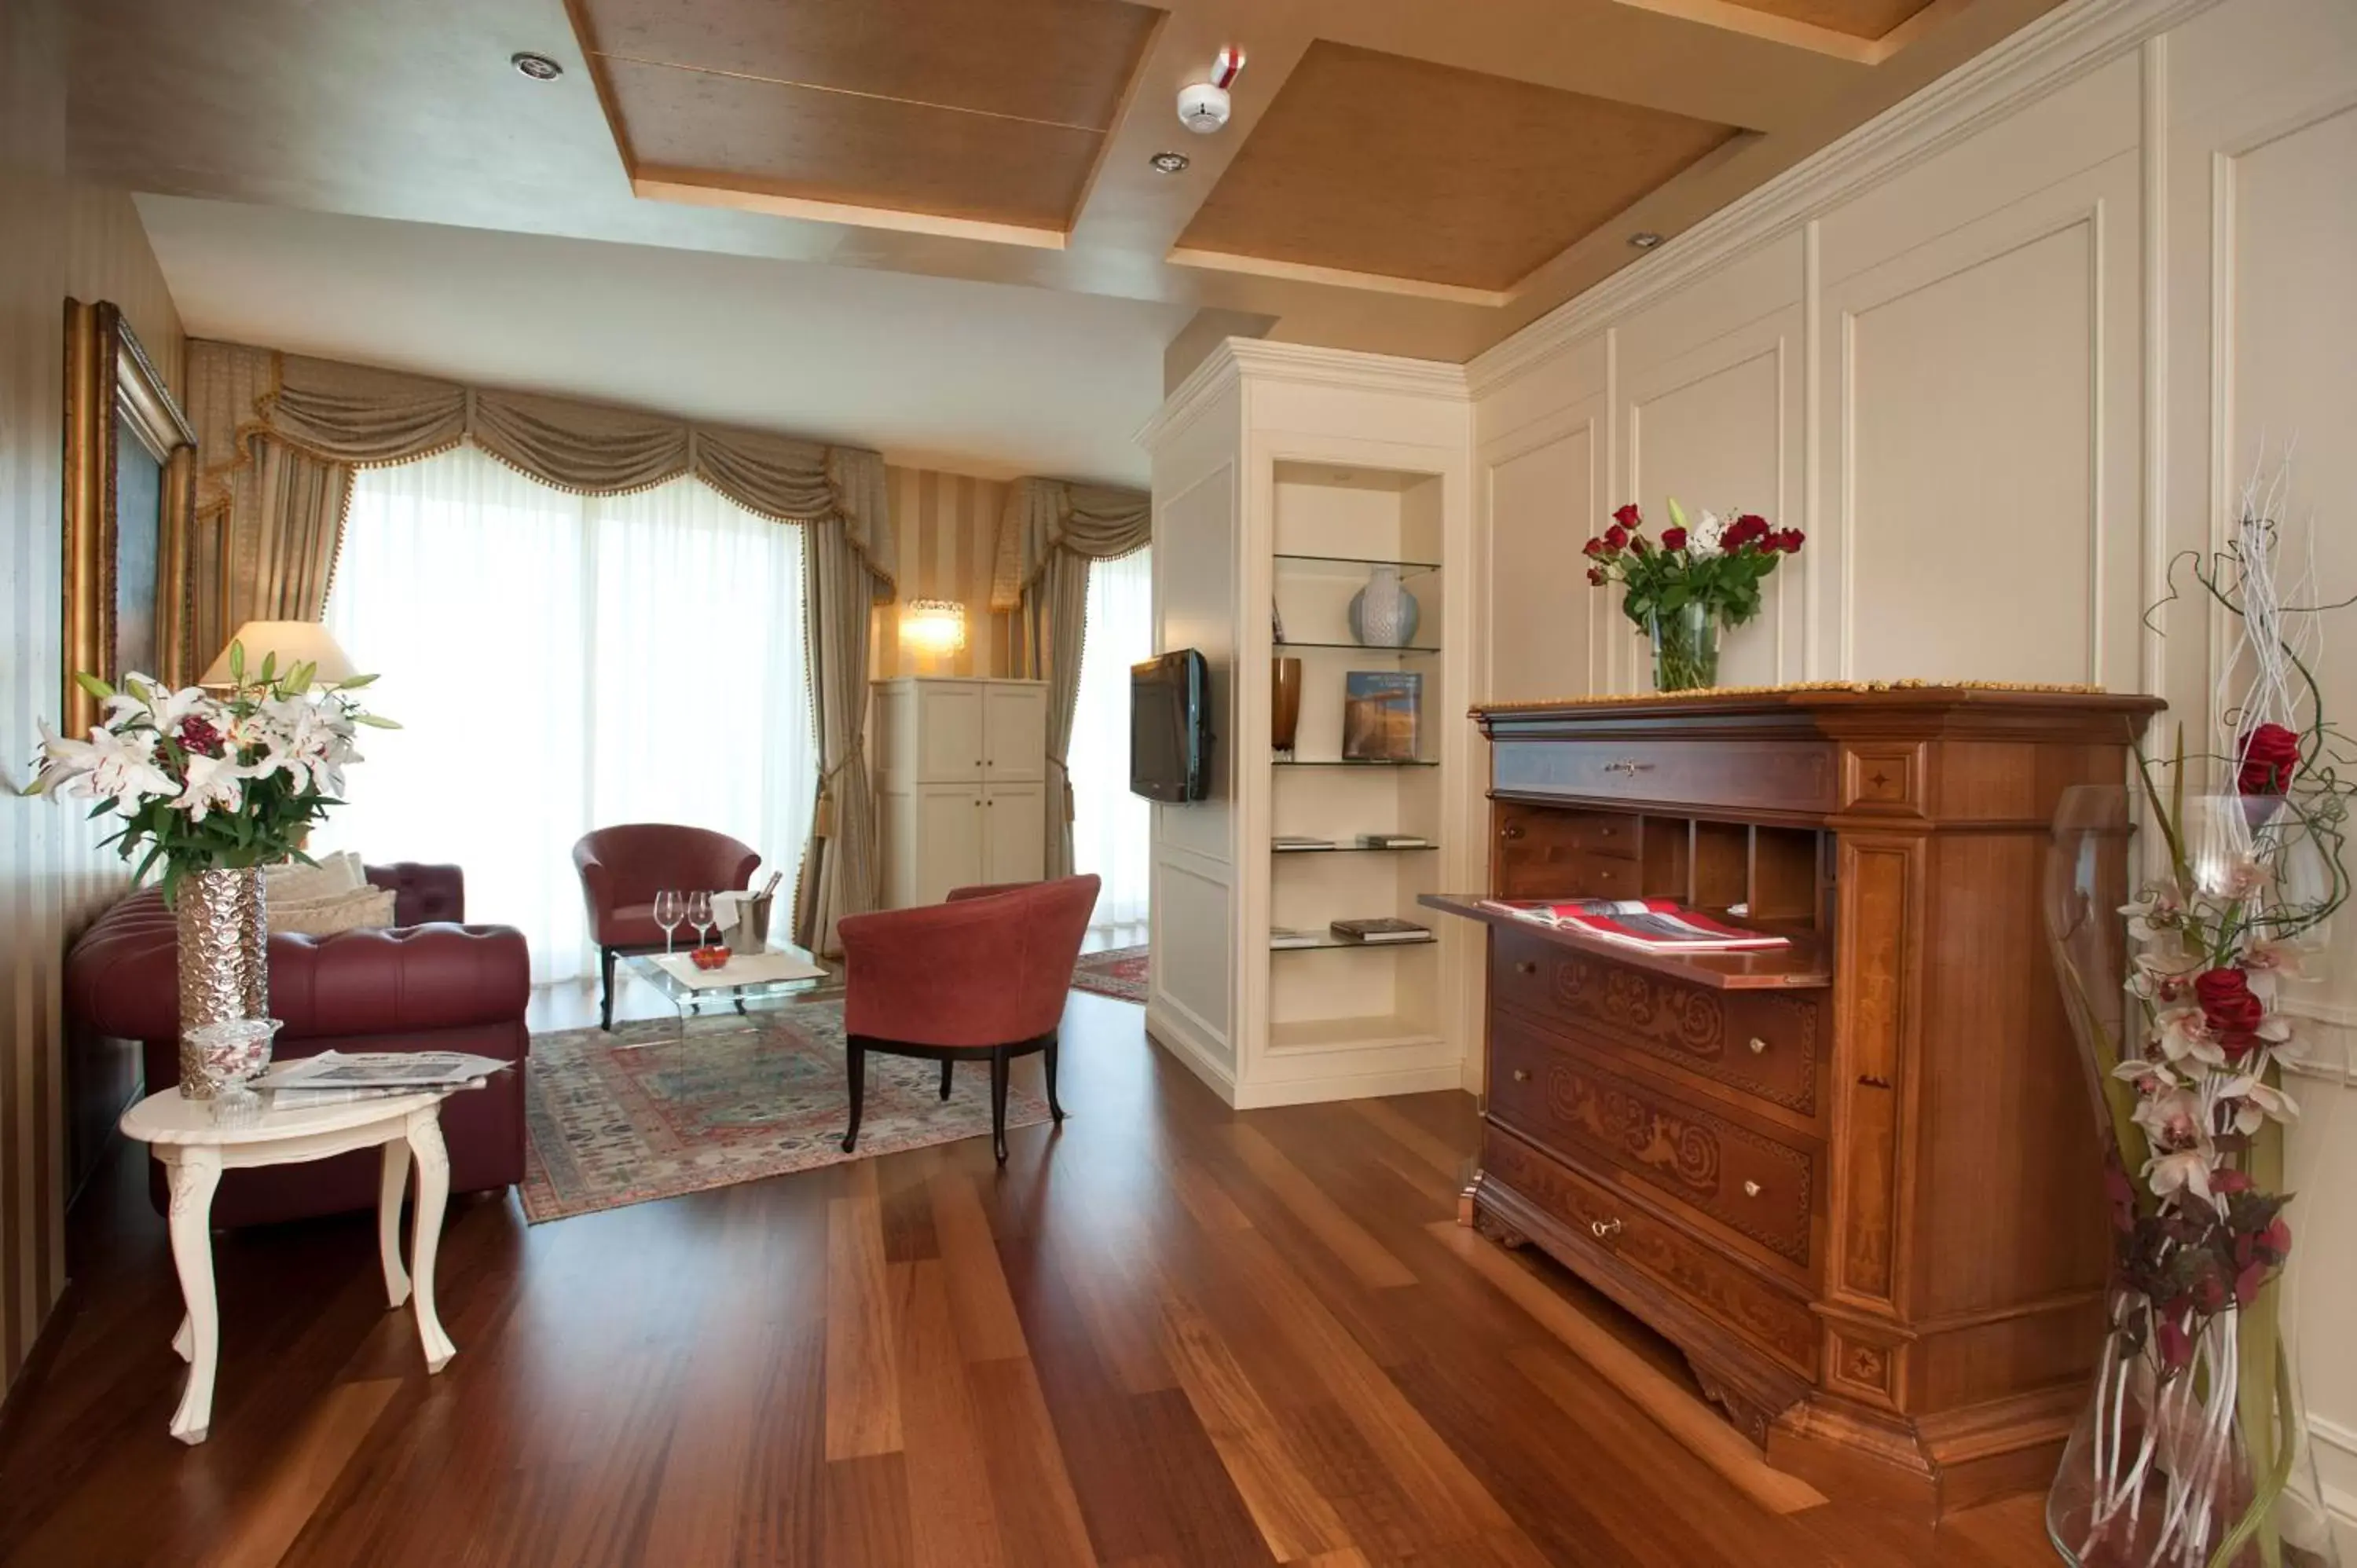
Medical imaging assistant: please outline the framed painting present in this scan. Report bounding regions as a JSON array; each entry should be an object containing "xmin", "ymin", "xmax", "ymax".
[{"xmin": 62, "ymin": 299, "xmax": 197, "ymax": 736}]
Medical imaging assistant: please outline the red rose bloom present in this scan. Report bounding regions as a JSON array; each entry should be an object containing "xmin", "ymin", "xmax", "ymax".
[
  {"xmin": 1603, "ymin": 525, "xmax": 1628, "ymax": 550},
  {"xmin": 177, "ymin": 715, "xmax": 225, "ymax": 757},
  {"xmin": 1661, "ymin": 526, "xmax": 1688, "ymax": 551},
  {"xmin": 1613, "ymin": 504, "xmax": 1641, "ymax": 529},
  {"xmin": 2194, "ymin": 967, "xmax": 2266, "ymax": 1045},
  {"xmin": 1777, "ymin": 528, "xmax": 1805, "ymax": 553},
  {"xmin": 1582, "ymin": 537, "xmax": 1605, "ymax": 558},
  {"xmin": 1586, "ymin": 566, "xmax": 1606, "ymax": 586},
  {"xmin": 2237, "ymin": 723, "xmax": 2300, "ymax": 795}
]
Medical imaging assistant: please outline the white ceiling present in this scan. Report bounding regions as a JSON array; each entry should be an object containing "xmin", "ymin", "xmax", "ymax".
[{"xmin": 136, "ymin": 195, "xmax": 1190, "ymax": 485}]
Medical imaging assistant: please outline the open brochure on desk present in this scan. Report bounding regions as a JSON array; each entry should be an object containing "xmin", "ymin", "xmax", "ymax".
[
  {"xmin": 1475, "ymin": 898, "xmax": 1791, "ymax": 952},
  {"xmin": 257, "ymin": 1050, "xmax": 511, "ymax": 1105}
]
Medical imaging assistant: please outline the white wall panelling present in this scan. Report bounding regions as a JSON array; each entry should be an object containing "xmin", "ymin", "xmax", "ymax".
[{"xmin": 1457, "ymin": 0, "xmax": 2354, "ymax": 1542}]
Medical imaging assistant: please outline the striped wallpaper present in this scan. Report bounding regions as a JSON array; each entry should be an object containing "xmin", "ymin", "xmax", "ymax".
[
  {"xmin": 871, "ymin": 467, "xmax": 1015, "ymax": 680},
  {"xmin": 0, "ymin": 0, "xmax": 188, "ymax": 1398}
]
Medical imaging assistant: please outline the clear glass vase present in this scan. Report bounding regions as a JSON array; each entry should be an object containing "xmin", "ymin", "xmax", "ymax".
[
  {"xmin": 2044, "ymin": 785, "xmax": 2340, "ymax": 1568},
  {"xmin": 1647, "ymin": 602, "xmax": 1720, "ymax": 691}
]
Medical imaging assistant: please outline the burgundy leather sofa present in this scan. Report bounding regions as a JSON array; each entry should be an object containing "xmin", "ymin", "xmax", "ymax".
[{"xmin": 67, "ymin": 863, "xmax": 531, "ymax": 1228}]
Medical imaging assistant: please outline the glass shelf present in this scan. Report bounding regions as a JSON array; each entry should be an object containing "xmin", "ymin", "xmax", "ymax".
[
  {"xmin": 1273, "ymin": 552, "xmax": 1443, "ymax": 578},
  {"xmin": 1273, "ymin": 757, "xmax": 1441, "ymax": 768},
  {"xmin": 1270, "ymin": 934, "xmax": 1438, "ymax": 952},
  {"xmin": 1272, "ymin": 842, "xmax": 1438, "ymax": 854},
  {"xmin": 1274, "ymin": 640, "xmax": 1441, "ymax": 655}
]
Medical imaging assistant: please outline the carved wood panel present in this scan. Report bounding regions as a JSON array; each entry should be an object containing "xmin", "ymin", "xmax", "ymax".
[
  {"xmin": 1490, "ymin": 1019, "xmax": 1817, "ymax": 1266},
  {"xmin": 1483, "ymin": 1130, "xmax": 1820, "ymax": 1376},
  {"xmin": 1491, "ymin": 928, "xmax": 1822, "ymax": 1115},
  {"xmin": 1834, "ymin": 839, "xmax": 1915, "ymax": 1305}
]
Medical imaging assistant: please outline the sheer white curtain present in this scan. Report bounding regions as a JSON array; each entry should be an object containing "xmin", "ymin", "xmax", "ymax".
[
  {"xmin": 1069, "ymin": 546, "xmax": 1153, "ymax": 936},
  {"xmin": 324, "ymin": 445, "xmax": 813, "ymax": 984}
]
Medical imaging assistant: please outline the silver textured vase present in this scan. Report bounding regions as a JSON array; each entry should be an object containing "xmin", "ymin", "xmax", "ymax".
[
  {"xmin": 1347, "ymin": 565, "xmax": 1421, "ymax": 648},
  {"xmin": 175, "ymin": 867, "xmax": 269, "ymax": 1099}
]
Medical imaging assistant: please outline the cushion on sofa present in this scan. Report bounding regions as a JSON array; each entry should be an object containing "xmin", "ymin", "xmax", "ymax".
[{"xmin": 269, "ymin": 883, "xmax": 398, "ymax": 936}]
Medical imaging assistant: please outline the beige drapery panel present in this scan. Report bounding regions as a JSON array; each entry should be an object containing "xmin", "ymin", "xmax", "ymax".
[
  {"xmin": 988, "ymin": 478, "xmax": 1151, "ymax": 879},
  {"xmin": 187, "ymin": 338, "xmax": 900, "ymax": 951}
]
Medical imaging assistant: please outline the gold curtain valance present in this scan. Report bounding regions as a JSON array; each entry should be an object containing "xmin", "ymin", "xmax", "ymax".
[
  {"xmin": 188, "ymin": 340, "xmax": 899, "ymax": 598},
  {"xmin": 987, "ymin": 476, "xmax": 1150, "ymax": 612}
]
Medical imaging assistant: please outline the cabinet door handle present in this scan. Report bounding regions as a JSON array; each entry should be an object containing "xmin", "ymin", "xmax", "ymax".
[
  {"xmin": 1747, "ymin": 1037, "xmax": 1769, "ymax": 1056},
  {"xmin": 1509, "ymin": 1068, "xmax": 1530, "ymax": 1083},
  {"xmin": 1743, "ymin": 1181, "xmax": 1763, "ymax": 1199},
  {"xmin": 1601, "ymin": 759, "xmax": 1654, "ymax": 776},
  {"xmin": 1589, "ymin": 1218, "xmax": 1623, "ymax": 1240},
  {"xmin": 1514, "ymin": 960, "xmax": 1538, "ymax": 976},
  {"xmin": 1501, "ymin": 822, "xmax": 1526, "ymax": 841}
]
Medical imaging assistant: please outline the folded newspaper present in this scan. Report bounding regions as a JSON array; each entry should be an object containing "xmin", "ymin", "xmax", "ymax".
[{"xmin": 258, "ymin": 1050, "xmax": 511, "ymax": 1102}]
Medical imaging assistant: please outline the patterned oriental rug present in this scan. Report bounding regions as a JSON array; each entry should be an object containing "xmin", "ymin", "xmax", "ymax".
[
  {"xmin": 1070, "ymin": 943, "xmax": 1149, "ymax": 1005},
  {"xmin": 520, "ymin": 1002, "xmax": 1050, "ymax": 1222}
]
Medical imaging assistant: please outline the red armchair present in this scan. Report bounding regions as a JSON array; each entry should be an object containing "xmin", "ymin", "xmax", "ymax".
[
  {"xmin": 834, "ymin": 875, "xmax": 1098, "ymax": 1163},
  {"xmin": 572, "ymin": 824, "xmax": 761, "ymax": 1030},
  {"xmin": 66, "ymin": 864, "xmax": 531, "ymax": 1228}
]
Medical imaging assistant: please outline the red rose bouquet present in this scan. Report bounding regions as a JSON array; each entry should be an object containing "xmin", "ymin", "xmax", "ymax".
[{"xmin": 1582, "ymin": 499, "xmax": 1802, "ymax": 690}]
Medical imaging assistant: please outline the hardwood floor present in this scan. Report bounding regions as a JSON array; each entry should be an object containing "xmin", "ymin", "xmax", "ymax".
[{"xmin": 0, "ymin": 987, "xmax": 2060, "ymax": 1566}]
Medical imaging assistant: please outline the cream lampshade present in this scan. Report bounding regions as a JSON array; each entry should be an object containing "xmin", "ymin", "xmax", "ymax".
[
  {"xmin": 199, "ymin": 620, "xmax": 360, "ymax": 688},
  {"xmin": 899, "ymin": 599, "xmax": 968, "ymax": 658}
]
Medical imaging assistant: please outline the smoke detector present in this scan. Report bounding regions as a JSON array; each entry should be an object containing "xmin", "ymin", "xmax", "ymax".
[{"xmin": 1178, "ymin": 46, "xmax": 1244, "ymax": 134}]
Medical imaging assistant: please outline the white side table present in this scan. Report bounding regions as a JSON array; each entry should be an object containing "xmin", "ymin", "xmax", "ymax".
[{"xmin": 119, "ymin": 1087, "xmax": 464, "ymax": 1445}]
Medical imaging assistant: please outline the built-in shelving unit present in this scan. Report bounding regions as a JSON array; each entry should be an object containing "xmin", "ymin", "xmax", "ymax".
[{"xmin": 1138, "ymin": 339, "xmax": 1473, "ymax": 1110}]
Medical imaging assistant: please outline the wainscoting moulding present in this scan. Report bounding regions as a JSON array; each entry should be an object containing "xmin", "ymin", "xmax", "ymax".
[{"xmin": 1464, "ymin": 0, "xmax": 2223, "ymax": 401}]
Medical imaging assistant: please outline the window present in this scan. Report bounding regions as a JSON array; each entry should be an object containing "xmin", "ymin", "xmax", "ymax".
[
  {"xmin": 1069, "ymin": 546, "xmax": 1152, "ymax": 935},
  {"xmin": 324, "ymin": 445, "xmax": 814, "ymax": 983}
]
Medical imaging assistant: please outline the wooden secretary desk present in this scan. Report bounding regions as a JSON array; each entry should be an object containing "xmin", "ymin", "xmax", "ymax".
[{"xmin": 1423, "ymin": 686, "xmax": 2161, "ymax": 1516}]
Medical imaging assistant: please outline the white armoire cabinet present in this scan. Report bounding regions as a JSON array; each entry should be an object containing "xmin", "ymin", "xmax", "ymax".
[{"xmin": 872, "ymin": 677, "xmax": 1049, "ymax": 908}]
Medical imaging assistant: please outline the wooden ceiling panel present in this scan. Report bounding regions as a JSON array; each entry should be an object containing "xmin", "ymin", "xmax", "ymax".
[
  {"xmin": 1713, "ymin": 0, "xmax": 1939, "ymax": 41},
  {"xmin": 607, "ymin": 59, "xmax": 1102, "ymax": 231},
  {"xmin": 1176, "ymin": 43, "xmax": 1741, "ymax": 293},
  {"xmin": 577, "ymin": 0, "xmax": 1161, "ymax": 131}
]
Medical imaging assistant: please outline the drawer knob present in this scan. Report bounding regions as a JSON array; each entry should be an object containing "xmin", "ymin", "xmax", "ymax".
[
  {"xmin": 1747, "ymin": 1037, "xmax": 1769, "ymax": 1055},
  {"xmin": 1501, "ymin": 822, "xmax": 1527, "ymax": 841},
  {"xmin": 1510, "ymin": 1068, "xmax": 1530, "ymax": 1083},
  {"xmin": 1589, "ymin": 1218, "xmax": 1624, "ymax": 1240},
  {"xmin": 1743, "ymin": 1180, "xmax": 1763, "ymax": 1199},
  {"xmin": 1514, "ymin": 960, "xmax": 1538, "ymax": 976},
  {"xmin": 1601, "ymin": 759, "xmax": 1654, "ymax": 776}
]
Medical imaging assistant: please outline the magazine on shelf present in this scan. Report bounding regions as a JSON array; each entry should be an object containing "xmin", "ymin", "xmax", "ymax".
[
  {"xmin": 1329, "ymin": 917, "xmax": 1434, "ymax": 944},
  {"xmin": 258, "ymin": 1050, "xmax": 513, "ymax": 1093},
  {"xmin": 1355, "ymin": 833, "xmax": 1429, "ymax": 848},
  {"xmin": 1341, "ymin": 672, "xmax": 1422, "ymax": 762},
  {"xmin": 1476, "ymin": 898, "xmax": 1790, "ymax": 952},
  {"xmin": 1270, "ymin": 927, "xmax": 1325, "ymax": 948},
  {"xmin": 1273, "ymin": 836, "xmax": 1336, "ymax": 851}
]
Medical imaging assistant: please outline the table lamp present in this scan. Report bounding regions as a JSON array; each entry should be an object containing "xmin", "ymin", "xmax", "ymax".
[{"xmin": 199, "ymin": 621, "xmax": 360, "ymax": 689}]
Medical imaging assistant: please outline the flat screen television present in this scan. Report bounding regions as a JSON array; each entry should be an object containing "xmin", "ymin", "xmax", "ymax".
[{"xmin": 1130, "ymin": 650, "xmax": 1213, "ymax": 803}]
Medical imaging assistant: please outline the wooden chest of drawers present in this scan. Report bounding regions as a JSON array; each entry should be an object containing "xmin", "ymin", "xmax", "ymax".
[{"xmin": 1429, "ymin": 687, "xmax": 2162, "ymax": 1518}]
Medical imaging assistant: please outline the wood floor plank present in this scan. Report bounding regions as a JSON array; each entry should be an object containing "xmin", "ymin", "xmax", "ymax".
[
  {"xmin": 1426, "ymin": 1220, "xmax": 1829, "ymax": 1517},
  {"xmin": 1225, "ymin": 1127, "xmax": 1416, "ymax": 1291},
  {"xmin": 1347, "ymin": 1097, "xmax": 1465, "ymax": 1182},
  {"xmin": 893, "ymin": 1261, "xmax": 1010, "ymax": 1568},
  {"xmin": 194, "ymin": 1376, "xmax": 398, "ymax": 1568},
  {"xmin": 827, "ymin": 1169, "xmax": 906, "ymax": 1460},
  {"xmin": 825, "ymin": 1453, "xmax": 915, "ymax": 1568},
  {"xmin": 1157, "ymin": 1289, "xmax": 1358, "ymax": 1563},
  {"xmin": 962, "ymin": 1356, "xmax": 1100, "ymax": 1568},
  {"xmin": 929, "ymin": 1173, "xmax": 1029, "ymax": 1365}
]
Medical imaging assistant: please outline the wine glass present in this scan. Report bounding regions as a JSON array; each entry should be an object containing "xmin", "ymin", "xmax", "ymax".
[
  {"xmin": 653, "ymin": 888, "xmax": 685, "ymax": 955},
  {"xmin": 686, "ymin": 891, "xmax": 715, "ymax": 950}
]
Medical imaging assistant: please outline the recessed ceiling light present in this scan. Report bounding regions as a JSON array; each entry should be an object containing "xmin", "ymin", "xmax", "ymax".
[
  {"xmin": 1149, "ymin": 150, "xmax": 1191, "ymax": 174},
  {"xmin": 1629, "ymin": 231, "xmax": 1664, "ymax": 250},
  {"xmin": 511, "ymin": 51, "xmax": 563, "ymax": 81}
]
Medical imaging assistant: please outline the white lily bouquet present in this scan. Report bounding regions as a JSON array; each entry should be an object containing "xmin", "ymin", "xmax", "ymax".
[{"xmin": 27, "ymin": 643, "xmax": 394, "ymax": 901}]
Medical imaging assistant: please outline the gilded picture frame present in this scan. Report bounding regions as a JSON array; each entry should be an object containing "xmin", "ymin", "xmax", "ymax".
[{"xmin": 62, "ymin": 299, "xmax": 197, "ymax": 737}]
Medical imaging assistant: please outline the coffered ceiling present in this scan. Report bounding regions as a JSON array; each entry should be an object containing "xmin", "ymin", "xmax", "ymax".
[{"xmin": 70, "ymin": 0, "xmax": 2071, "ymax": 365}]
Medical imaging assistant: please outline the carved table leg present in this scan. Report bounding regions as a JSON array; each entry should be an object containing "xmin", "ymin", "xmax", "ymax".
[
  {"xmin": 405, "ymin": 1109, "xmax": 457, "ymax": 1373},
  {"xmin": 164, "ymin": 1148, "xmax": 224, "ymax": 1445},
  {"xmin": 378, "ymin": 1137, "xmax": 412, "ymax": 1310}
]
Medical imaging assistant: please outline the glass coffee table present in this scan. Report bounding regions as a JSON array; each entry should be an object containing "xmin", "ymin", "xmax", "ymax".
[{"xmin": 620, "ymin": 943, "xmax": 836, "ymax": 1039}]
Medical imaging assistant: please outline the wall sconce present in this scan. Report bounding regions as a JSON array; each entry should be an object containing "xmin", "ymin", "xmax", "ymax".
[{"xmin": 900, "ymin": 599, "xmax": 968, "ymax": 661}]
